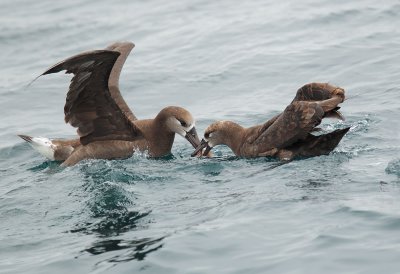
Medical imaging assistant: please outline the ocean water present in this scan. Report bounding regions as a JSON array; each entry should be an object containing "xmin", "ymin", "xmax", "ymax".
[{"xmin": 1, "ymin": 0, "xmax": 400, "ymax": 273}]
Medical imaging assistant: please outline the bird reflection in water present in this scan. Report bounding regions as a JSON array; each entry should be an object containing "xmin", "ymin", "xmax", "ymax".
[
  {"xmin": 69, "ymin": 164, "xmax": 165, "ymax": 263},
  {"xmin": 84, "ymin": 237, "xmax": 164, "ymax": 263}
]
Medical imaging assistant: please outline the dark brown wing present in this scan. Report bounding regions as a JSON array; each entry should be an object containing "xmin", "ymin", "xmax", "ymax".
[
  {"xmin": 292, "ymin": 82, "xmax": 345, "ymax": 120},
  {"xmin": 250, "ymin": 101, "xmax": 324, "ymax": 152},
  {"xmin": 42, "ymin": 50, "xmax": 142, "ymax": 145},
  {"xmin": 105, "ymin": 42, "xmax": 137, "ymax": 121},
  {"xmin": 292, "ymin": 82, "xmax": 345, "ymax": 103},
  {"xmin": 245, "ymin": 83, "xmax": 346, "ymax": 156}
]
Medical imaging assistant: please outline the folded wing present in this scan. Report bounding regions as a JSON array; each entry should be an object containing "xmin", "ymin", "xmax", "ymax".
[
  {"xmin": 292, "ymin": 82, "xmax": 345, "ymax": 103},
  {"xmin": 251, "ymin": 83, "xmax": 346, "ymax": 152},
  {"xmin": 292, "ymin": 82, "xmax": 345, "ymax": 120},
  {"xmin": 253, "ymin": 101, "xmax": 324, "ymax": 151}
]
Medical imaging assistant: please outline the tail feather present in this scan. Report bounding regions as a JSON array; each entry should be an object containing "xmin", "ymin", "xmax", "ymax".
[
  {"xmin": 18, "ymin": 135, "xmax": 56, "ymax": 160},
  {"xmin": 18, "ymin": 134, "xmax": 33, "ymax": 143},
  {"xmin": 284, "ymin": 127, "xmax": 350, "ymax": 158}
]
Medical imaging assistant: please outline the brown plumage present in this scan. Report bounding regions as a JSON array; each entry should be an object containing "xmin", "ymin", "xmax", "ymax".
[
  {"xmin": 19, "ymin": 42, "xmax": 201, "ymax": 166},
  {"xmin": 192, "ymin": 83, "xmax": 350, "ymax": 160}
]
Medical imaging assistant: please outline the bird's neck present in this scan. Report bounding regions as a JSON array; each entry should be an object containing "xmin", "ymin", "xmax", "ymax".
[
  {"xmin": 221, "ymin": 123, "xmax": 246, "ymax": 156},
  {"xmin": 148, "ymin": 117, "xmax": 176, "ymax": 157}
]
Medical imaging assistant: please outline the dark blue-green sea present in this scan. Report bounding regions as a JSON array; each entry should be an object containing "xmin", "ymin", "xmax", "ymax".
[{"xmin": 1, "ymin": 0, "xmax": 400, "ymax": 273}]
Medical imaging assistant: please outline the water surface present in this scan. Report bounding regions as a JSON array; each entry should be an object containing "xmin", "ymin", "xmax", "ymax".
[{"xmin": 1, "ymin": 0, "xmax": 400, "ymax": 273}]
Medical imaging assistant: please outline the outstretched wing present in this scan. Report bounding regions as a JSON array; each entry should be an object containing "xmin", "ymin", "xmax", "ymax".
[
  {"xmin": 105, "ymin": 42, "xmax": 137, "ymax": 121},
  {"xmin": 42, "ymin": 49, "xmax": 142, "ymax": 145}
]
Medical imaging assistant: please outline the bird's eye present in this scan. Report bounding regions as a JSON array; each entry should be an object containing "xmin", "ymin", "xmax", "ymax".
[
  {"xmin": 204, "ymin": 132, "xmax": 210, "ymax": 138},
  {"xmin": 180, "ymin": 121, "xmax": 187, "ymax": 127}
]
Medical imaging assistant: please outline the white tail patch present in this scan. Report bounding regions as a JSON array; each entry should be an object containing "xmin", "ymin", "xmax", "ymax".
[{"xmin": 29, "ymin": 137, "xmax": 56, "ymax": 160}]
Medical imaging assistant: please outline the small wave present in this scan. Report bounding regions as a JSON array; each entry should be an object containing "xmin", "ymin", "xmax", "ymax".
[
  {"xmin": 349, "ymin": 115, "xmax": 374, "ymax": 134},
  {"xmin": 333, "ymin": 143, "xmax": 373, "ymax": 158},
  {"xmin": 385, "ymin": 159, "xmax": 400, "ymax": 177}
]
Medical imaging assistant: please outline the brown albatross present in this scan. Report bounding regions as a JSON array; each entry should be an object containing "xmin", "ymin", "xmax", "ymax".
[
  {"xmin": 192, "ymin": 83, "xmax": 350, "ymax": 160},
  {"xmin": 19, "ymin": 42, "xmax": 201, "ymax": 166}
]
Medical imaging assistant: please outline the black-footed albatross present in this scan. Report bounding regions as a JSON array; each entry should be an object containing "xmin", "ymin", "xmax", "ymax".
[
  {"xmin": 192, "ymin": 83, "xmax": 350, "ymax": 160},
  {"xmin": 19, "ymin": 42, "xmax": 201, "ymax": 166}
]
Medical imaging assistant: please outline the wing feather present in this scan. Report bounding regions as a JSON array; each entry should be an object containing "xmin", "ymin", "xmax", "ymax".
[
  {"xmin": 105, "ymin": 42, "xmax": 137, "ymax": 121},
  {"xmin": 248, "ymin": 83, "xmax": 346, "ymax": 148},
  {"xmin": 42, "ymin": 49, "xmax": 142, "ymax": 145},
  {"xmin": 253, "ymin": 102, "xmax": 324, "ymax": 150}
]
